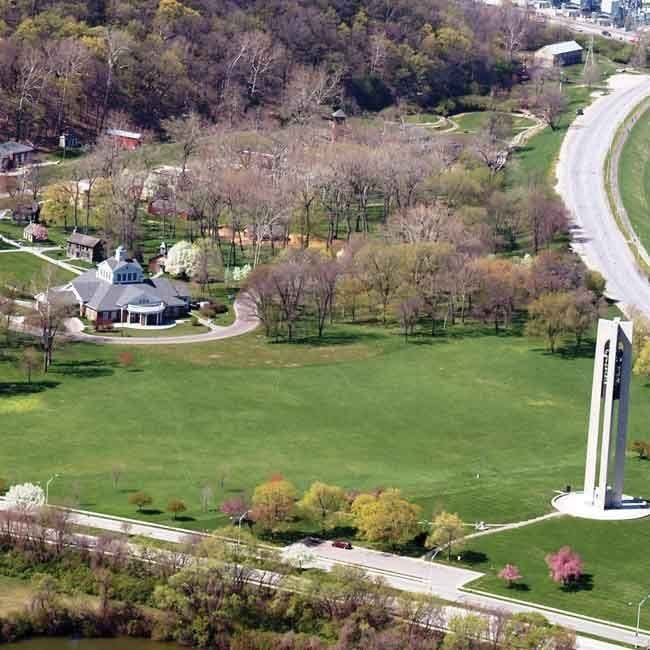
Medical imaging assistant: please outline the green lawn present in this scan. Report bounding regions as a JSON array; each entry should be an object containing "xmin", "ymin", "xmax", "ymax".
[
  {"xmin": 452, "ymin": 111, "xmax": 536, "ymax": 135},
  {"xmin": 464, "ymin": 515, "xmax": 650, "ymax": 628},
  {"xmin": 618, "ymin": 103, "xmax": 650, "ymax": 251},
  {"xmin": 0, "ymin": 251, "xmax": 76, "ymax": 292},
  {"xmin": 95, "ymin": 320, "xmax": 209, "ymax": 337},
  {"xmin": 507, "ymin": 85, "xmax": 591, "ymax": 188},
  {"xmin": 3, "ymin": 322, "xmax": 650, "ymax": 534}
]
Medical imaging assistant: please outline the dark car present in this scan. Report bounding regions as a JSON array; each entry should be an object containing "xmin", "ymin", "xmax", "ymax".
[
  {"xmin": 602, "ymin": 30, "xmax": 611, "ymax": 36},
  {"xmin": 332, "ymin": 540, "xmax": 352, "ymax": 549}
]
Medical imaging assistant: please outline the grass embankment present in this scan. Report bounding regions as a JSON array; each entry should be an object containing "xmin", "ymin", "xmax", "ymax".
[
  {"xmin": 0, "ymin": 252, "xmax": 75, "ymax": 290},
  {"xmin": 618, "ymin": 103, "xmax": 650, "ymax": 251},
  {"xmin": 96, "ymin": 320, "xmax": 209, "ymax": 337},
  {"xmin": 464, "ymin": 515, "xmax": 650, "ymax": 629}
]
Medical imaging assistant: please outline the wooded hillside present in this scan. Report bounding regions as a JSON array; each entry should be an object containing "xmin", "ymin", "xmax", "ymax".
[{"xmin": 0, "ymin": 0, "xmax": 567, "ymax": 143}]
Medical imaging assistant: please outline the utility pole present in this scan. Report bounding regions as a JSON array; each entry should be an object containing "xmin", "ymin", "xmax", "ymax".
[{"xmin": 583, "ymin": 35, "xmax": 595, "ymax": 76}]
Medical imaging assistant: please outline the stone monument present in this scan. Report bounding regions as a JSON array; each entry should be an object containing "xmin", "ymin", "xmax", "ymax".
[{"xmin": 553, "ymin": 318, "xmax": 649, "ymax": 520}]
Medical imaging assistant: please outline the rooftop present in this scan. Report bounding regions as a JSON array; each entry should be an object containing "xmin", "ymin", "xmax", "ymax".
[
  {"xmin": 106, "ymin": 128, "xmax": 142, "ymax": 140},
  {"xmin": 537, "ymin": 40, "xmax": 583, "ymax": 56},
  {"xmin": 67, "ymin": 232, "xmax": 102, "ymax": 248},
  {"xmin": 0, "ymin": 141, "xmax": 34, "ymax": 156}
]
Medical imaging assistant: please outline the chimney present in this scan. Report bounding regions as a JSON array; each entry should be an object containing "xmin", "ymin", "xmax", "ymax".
[{"xmin": 115, "ymin": 245, "xmax": 127, "ymax": 262}]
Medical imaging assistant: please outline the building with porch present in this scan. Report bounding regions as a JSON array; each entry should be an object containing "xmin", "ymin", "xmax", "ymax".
[{"xmin": 64, "ymin": 246, "xmax": 190, "ymax": 326}]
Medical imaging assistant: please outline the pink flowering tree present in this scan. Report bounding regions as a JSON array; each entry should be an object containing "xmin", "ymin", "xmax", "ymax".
[
  {"xmin": 498, "ymin": 564, "xmax": 522, "ymax": 588},
  {"xmin": 31, "ymin": 224, "xmax": 48, "ymax": 241},
  {"xmin": 545, "ymin": 546, "xmax": 584, "ymax": 586},
  {"xmin": 220, "ymin": 495, "xmax": 250, "ymax": 519}
]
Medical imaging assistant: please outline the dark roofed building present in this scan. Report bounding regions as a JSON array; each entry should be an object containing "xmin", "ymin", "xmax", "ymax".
[
  {"xmin": 66, "ymin": 231, "xmax": 104, "ymax": 262},
  {"xmin": 63, "ymin": 245, "xmax": 190, "ymax": 326},
  {"xmin": 11, "ymin": 202, "xmax": 40, "ymax": 224},
  {"xmin": 0, "ymin": 141, "xmax": 34, "ymax": 171}
]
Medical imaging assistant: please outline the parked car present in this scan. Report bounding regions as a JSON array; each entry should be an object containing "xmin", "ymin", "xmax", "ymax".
[
  {"xmin": 602, "ymin": 30, "xmax": 611, "ymax": 36},
  {"xmin": 299, "ymin": 536, "xmax": 322, "ymax": 547},
  {"xmin": 332, "ymin": 540, "xmax": 352, "ymax": 549}
]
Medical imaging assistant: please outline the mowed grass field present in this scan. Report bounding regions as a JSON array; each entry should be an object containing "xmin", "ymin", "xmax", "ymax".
[
  {"xmin": 619, "ymin": 104, "xmax": 650, "ymax": 251},
  {"xmin": 2, "ymin": 322, "xmax": 650, "ymax": 535},
  {"xmin": 464, "ymin": 516, "xmax": 650, "ymax": 628},
  {"xmin": 0, "ymin": 251, "xmax": 76, "ymax": 293}
]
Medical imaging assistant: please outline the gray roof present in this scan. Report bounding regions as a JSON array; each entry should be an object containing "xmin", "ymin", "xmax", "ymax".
[
  {"xmin": 70, "ymin": 270, "xmax": 189, "ymax": 312},
  {"xmin": 537, "ymin": 40, "xmax": 583, "ymax": 56},
  {"xmin": 106, "ymin": 128, "xmax": 142, "ymax": 140},
  {"xmin": 67, "ymin": 232, "xmax": 101, "ymax": 248},
  {"xmin": 0, "ymin": 141, "xmax": 34, "ymax": 156}
]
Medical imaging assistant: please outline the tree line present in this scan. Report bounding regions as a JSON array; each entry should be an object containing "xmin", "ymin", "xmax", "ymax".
[
  {"xmin": 0, "ymin": 0, "xmax": 575, "ymax": 141},
  {"xmin": 0, "ymin": 505, "xmax": 578, "ymax": 649}
]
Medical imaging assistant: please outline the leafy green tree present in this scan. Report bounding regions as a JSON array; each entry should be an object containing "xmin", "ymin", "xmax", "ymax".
[
  {"xmin": 525, "ymin": 292, "xmax": 573, "ymax": 353},
  {"xmin": 299, "ymin": 481, "xmax": 348, "ymax": 532},
  {"xmin": 128, "ymin": 491, "xmax": 152, "ymax": 512},
  {"xmin": 351, "ymin": 488, "xmax": 421, "ymax": 548},
  {"xmin": 250, "ymin": 477, "xmax": 298, "ymax": 533},
  {"xmin": 426, "ymin": 511, "xmax": 465, "ymax": 562},
  {"xmin": 167, "ymin": 499, "xmax": 187, "ymax": 520}
]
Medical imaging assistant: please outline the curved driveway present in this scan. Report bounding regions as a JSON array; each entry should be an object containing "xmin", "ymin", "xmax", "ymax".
[
  {"xmin": 556, "ymin": 73, "xmax": 650, "ymax": 319},
  {"xmin": 70, "ymin": 295, "xmax": 259, "ymax": 345}
]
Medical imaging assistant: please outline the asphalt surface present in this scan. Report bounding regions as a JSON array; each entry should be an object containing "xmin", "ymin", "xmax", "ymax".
[
  {"xmin": 73, "ymin": 294, "xmax": 259, "ymax": 345},
  {"xmin": 0, "ymin": 498, "xmax": 635, "ymax": 649},
  {"xmin": 557, "ymin": 73, "xmax": 650, "ymax": 319}
]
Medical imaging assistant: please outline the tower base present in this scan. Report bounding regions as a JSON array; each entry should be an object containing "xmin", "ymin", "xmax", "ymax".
[{"xmin": 552, "ymin": 491, "xmax": 650, "ymax": 520}]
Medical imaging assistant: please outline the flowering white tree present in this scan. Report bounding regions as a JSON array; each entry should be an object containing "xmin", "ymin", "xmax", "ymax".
[
  {"xmin": 166, "ymin": 240, "xmax": 199, "ymax": 278},
  {"xmin": 5, "ymin": 482, "xmax": 45, "ymax": 510}
]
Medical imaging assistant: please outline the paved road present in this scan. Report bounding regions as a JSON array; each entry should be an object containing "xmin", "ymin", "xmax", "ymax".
[
  {"xmin": 71, "ymin": 294, "xmax": 259, "ymax": 345},
  {"xmin": 283, "ymin": 539, "xmax": 650, "ymax": 648},
  {"xmin": 557, "ymin": 73, "xmax": 650, "ymax": 319},
  {"xmin": 0, "ymin": 499, "xmax": 633, "ymax": 649}
]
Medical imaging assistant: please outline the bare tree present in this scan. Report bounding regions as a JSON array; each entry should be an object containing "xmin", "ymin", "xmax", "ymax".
[
  {"xmin": 26, "ymin": 268, "xmax": 71, "ymax": 372},
  {"xmin": 535, "ymin": 84, "xmax": 566, "ymax": 130},
  {"xmin": 162, "ymin": 111, "xmax": 205, "ymax": 174},
  {"xmin": 283, "ymin": 64, "xmax": 343, "ymax": 125},
  {"xmin": 99, "ymin": 28, "xmax": 132, "ymax": 133}
]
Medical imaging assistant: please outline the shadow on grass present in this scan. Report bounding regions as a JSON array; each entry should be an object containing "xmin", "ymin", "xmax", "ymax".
[
  {"xmin": 140, "ymin": 508, "xmax": 163, "ymax": 516},
  {"xmin": 0, "ymin": 380, "xmax": 60, "ymax": 396},
  {"xmin": 561, "ymin": 573, "xmax": 593, "ymax": 593},
  {"xmin": 269, "ymin": 330, "xmax": 386, "ymax": 347},
  {"xmin": 509, "ymin": 582, "xmax": 530, "ymax": 592},
  {"xmin": 50, "ymin": 359, "xmax": 116, "ymax": 379},
  {"xmin": 172, "ymin": 515, "xmax": 196, "ymax": 523},
  {"xmin": 460, "ymin": 550, "xmax": 489, "ymax": 566}
]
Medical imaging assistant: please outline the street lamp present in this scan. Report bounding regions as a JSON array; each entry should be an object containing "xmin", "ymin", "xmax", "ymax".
[
  {"xmin": 236, "ymin": 510, "xmax": 251, "ymax": 555},
  {"xmin": 45, "ymin": 473, "xmax": 60, "ymax": 506},
  {"xmin": 636, "ymin": 594, "xmax": 650, "ymax": 647}
]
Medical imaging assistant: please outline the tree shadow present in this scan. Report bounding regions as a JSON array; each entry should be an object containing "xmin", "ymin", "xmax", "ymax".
[
  {"xmin": 275, "ymin": 331, "xmax": 385, "ymax": 347},
  {"xmin": 460, "ymin": 550, "xmax": 489, "ymax": 566},
  {"xmin": 140, "ymin": 508, "xmax": 163, "ymax": 516},
  {"xmin": 50, "ymin": 359, "xmax": 116, "ymax": 379},
  {"xmin": 0, "ymin": 380, "xmax": 60, "ymax": 396},
  {"xmin": 510, "ymin": 582, "xmax": 530, "ymax": 592},
  {"xmin": 561, "ymin": 573, "xmax": 593, "ymax": 593},
  {"xmin": 173, "ymin": 515, "xmax": 196, "ymax": 523}
]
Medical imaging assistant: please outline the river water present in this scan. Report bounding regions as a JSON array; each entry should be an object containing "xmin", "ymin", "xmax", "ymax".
[{"xmin": 4, "ymin": 638, "xmax": 184, "ymax": 649}]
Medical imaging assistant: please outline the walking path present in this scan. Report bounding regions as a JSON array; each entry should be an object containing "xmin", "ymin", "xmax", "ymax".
[{"xmin": 0, "ymin": 234, "xmax": 85, "ymax": 274}]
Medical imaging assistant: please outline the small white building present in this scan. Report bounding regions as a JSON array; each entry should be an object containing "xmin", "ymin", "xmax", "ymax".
[{"xmin": 535, "ymin": 40, "xmax": 584, "ymax": 67}]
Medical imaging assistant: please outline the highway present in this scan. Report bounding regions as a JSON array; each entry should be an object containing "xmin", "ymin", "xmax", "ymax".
[{"xmin": 557, "ymin": 72, "xmax": 650, "ymax": 318}]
